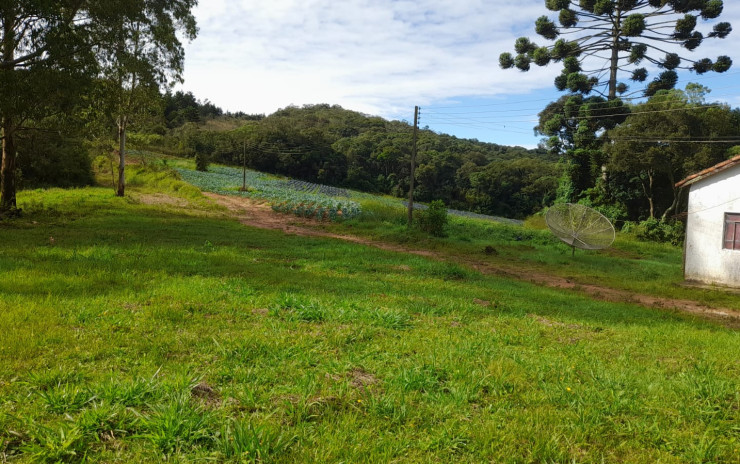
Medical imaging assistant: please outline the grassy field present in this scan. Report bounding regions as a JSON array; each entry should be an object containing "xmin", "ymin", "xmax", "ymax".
[{"xmin": 1, "ymin": 166, "xmax": 739, "ymax": 463}]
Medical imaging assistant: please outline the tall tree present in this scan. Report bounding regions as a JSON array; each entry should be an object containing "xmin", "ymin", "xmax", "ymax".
[
  {"xmin": 92, "ymin": 0, "xmax": 197, "ymax": 197},
  {"xmin": 502, "ymin": 0, "xmax": 732, "ymax": 203},
  {"xmin": 499, "ymin": 0, "xmax": 732, "ymax": 100},
  {"xmin": 0, "ymin": 2, "xmax": 95, "ymax": 214}
]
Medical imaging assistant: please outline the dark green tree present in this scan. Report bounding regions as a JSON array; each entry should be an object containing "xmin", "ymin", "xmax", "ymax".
[
  {"xmin": 1, "ymin": 2, "xmax": 97, "ymax": 214},
  {"xmin": 499, "ymin": 0, "xmax": 732, "ymax": 100},
  {"xmin": 606, "ymin": 86, "xmax": 740, "ymax": 220},
  {"xmin": 506, "ymin": 1, "xmax": 733, "ymax": 204}
]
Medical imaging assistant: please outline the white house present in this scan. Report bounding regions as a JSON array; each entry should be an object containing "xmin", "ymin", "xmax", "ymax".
[{"xmin": 676, "ymin": 154, "xmax": 740, "ymax": 288}]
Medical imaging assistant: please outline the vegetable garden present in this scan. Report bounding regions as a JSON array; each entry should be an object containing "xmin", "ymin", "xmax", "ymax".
[{"xmin": 177, "ymin": 166, "xmax": 361, "ymax": 221}]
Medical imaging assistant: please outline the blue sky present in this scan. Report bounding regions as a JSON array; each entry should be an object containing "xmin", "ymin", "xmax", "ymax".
[{"xmin": 180, "ymin": 0, "xmax": 740, "ymax": 148}]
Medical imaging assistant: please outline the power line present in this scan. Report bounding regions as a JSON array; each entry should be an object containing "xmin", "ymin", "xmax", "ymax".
[
  {"xmin": 423, "ymin": 70, "xmax": 740, "ymax": 110},
  {"xmin": 423, "ymin": 101, "xmax": 739, "ymax": 130},
  {"xmin": 424, "ymin": 89, "xmax": 740, "ymax": 118},
  {"xmin": 609, "ymin": 138, "xmax": 740, "ymax": 144}
]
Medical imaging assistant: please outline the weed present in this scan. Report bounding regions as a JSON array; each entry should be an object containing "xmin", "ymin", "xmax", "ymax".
[
  {"xmin": 37, "ymin": 384, "xmax": 95, "ymax": 414},
  {"xmin": 370, "ymin": 308, "xmax": 412, "ymax": 330},
  {"xmin": 215, "ymin": 419, "xmax": 294, "ymax": 462},
  {"xmin": 21, "ymin": 423, "xmax": 89, "ymax": 464},
  {"xmin": 96, "ymin": 377, "xmax": 157, "ymax": 407},
  {"xmin": 138, "ymin": 392, "xmax": 215, "ymax": 456},
  {"xmin": 270, "ymin": 293, "xmax": 326, "ymax": 322}
]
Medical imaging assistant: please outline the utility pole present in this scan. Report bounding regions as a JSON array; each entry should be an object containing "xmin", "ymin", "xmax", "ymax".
[
  {"xmin": 241, "ymin": 139, "xmax": 247, "ymax": 191},
  {"xmin": 407, "ymin": 105, "xmax": 419, "ymax": 228}
]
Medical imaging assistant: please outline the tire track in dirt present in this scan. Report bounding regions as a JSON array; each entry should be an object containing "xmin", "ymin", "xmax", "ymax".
[{"xmin": 206, "ymin": 192, "xmax": 740, "ymax": 328}]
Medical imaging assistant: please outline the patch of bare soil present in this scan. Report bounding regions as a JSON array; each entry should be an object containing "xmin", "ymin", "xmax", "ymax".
[
  {"xmin": 348, "ymin": 368, "xmax": 379, "ymax": 390},
  {"xmin": 191, "ymin": 382, "xmax": 220, "ymax": 406},
  {"xmin": 137, "ymin": 193, "xmax": 189, "ymax": 207},
  {"xmin": 205, "ymin": 193, "xmax": 740, "ymax": 328}
]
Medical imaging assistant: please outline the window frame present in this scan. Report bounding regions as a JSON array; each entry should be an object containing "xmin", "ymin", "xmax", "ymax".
[{"xmin": 723, "ymin": 213, "xmax": 740, "ymax": 250}]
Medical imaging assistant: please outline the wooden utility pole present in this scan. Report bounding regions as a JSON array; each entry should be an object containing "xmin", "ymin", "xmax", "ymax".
[
  {"xmin": 407, "ymin": 106, "xmax": 419, "ymax": 228},
  {"xmin": 241, "ymin": 139, "xmax": 247, "ymax": 191}
]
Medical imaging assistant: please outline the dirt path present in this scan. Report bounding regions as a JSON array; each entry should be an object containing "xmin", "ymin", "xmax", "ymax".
[{"xmin": 206, "ymin": 193, "xmax": 740, "ymax": 328}]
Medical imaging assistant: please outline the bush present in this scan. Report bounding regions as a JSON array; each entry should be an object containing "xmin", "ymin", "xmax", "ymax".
[
  {"xmin": 623, "ymin": 218, "xmax": 685, "ymax": 245},
  {"xmin": 16, "ymin": 134, "xmax": 94, "ymax": 188},
  {"xmin": 194, "ymin": 153, "xmax": 209, "ymax": 172},
  {"xmin": 417, "ymin": 200, "xmax": 448, "ymax": 237}
]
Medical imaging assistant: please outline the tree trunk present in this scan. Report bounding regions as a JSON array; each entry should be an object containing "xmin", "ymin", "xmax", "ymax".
[
  {"xmin": 1, "ymin": 8, "xmax": 18, "ymax": 214},
  {"xmin": 661, "ymin": 171, "xmax": 681, "ymax": 222},
  {"xmin": 1, "ymin": 115, "xmax": 18, "ymax": 213},
  {"xmin": 647, "ymin": 170, "xmax": 655, "ymax": 219},
  {"xmin": 117, "ymin": 115, "xmax": 127, "ymax": 197},
  {"xmin": 608, "ymin": 10, "xmax": 622, "ymax": 100},
  {"xmin": 640, "ymin": 170, "xmax": 655, "ymax": 219}
]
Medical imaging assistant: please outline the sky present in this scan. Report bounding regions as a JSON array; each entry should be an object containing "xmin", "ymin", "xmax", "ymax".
[{"xmin": 179, "ymin": 0, "xmax": 740, "ymax": 148}]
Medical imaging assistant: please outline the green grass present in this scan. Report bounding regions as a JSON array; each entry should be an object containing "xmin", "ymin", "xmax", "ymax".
[
  {"xmin": 331, "ymin": 198, "xmax": 740, "ymax": 310},
  {"xmin": 1, "ymin": 173, "xmax": 739, "ymax": 462}
]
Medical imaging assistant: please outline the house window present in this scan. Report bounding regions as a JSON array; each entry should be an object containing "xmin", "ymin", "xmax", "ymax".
[{"xmin": 724, "ymin": 213, "xmax": 740, "ymax": 250}]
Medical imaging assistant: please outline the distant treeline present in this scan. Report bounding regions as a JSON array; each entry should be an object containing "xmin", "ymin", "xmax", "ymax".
[{"xmin": 157, "ymin": 99, "xmax": 558, "ymax": 219}]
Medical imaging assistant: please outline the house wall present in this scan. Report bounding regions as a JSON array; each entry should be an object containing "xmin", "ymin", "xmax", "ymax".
[{"xmin": 685, "ymin": 166, "xmax": 740, "ymax": 287}]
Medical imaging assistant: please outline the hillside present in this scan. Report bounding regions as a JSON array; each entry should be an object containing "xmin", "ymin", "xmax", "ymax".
[{"xmin": 162, "ymin": 103, "xmax": 558, "ymax": 219}]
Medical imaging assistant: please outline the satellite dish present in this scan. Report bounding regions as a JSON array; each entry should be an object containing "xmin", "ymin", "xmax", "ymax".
[{"xmin": 546, "ymin": 203, "xmax": 615, "ymax": 256}]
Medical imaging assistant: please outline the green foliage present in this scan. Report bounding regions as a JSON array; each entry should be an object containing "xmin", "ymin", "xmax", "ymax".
[
  {"xmin": 194, "ymin": 152, "xmax": 209, "ymax": 172},
  {"xmin": 417, "ymin": 200, "xmax": 449, "ymax": 237},
  {"xmin": 468, "ymin": 157, "xmax": 560, "ymax": 218},
  {"xmin": 21, "ymin": 423, "xmax": 89, "ymax": 464},
  {"xmin": 215, "ymin": 420, "xmax": 293, "ymax": 462},
  {"xmin": 16, "ymin": 133, "xmax": 94, "ymax": 189},
  {"xmin": 126, "ymin": 162, "xmax": 203, "ymax": 200},
  {"xmin": 623, "ymin": 218, "xmax": 686, "ymax": 245},
  {"xmin": 163, "ymin": 90, "xmax": 230, "ymax": 128},
  {"xmin": 139, "ymin": 391, "xmax": 215, "ymax": 456},
  {"xmin": 606, "ymin": 86, "xmax": 740, "ymax": 221}
]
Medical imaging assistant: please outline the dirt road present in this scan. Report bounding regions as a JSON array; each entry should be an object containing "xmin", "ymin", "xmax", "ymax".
[{"xmin": 206, "ymin": 192, "xmax": 740, "ymax": 328}]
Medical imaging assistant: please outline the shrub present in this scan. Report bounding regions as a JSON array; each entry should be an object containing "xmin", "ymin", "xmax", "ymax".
[
  {"xmin": 417, "ymin": 200, "xmax": 448, "ymax": 237},
  {"xmin": 194, "ymin": 153, "xmax": 209, "ymax": 172},
  {"xmin": 17, "ymin": 134, "xmax": 94, "ymax": 188},
  {"xmin": 624, "ymin": 218, "xmax": 685, "ymax": 245}
]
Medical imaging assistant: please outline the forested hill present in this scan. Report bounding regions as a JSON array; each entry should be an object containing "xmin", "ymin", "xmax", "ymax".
[{"xmin": 167, "ymin": 103, "xmax": 559, "ymax": 219}]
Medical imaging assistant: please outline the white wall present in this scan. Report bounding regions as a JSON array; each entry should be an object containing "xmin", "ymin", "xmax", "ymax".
[{"xmin": 685, "ymin": 166, "xmax": 740, "ymax": 287}]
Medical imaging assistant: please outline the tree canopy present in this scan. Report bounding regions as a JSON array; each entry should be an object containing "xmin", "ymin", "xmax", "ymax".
[
  {"xmin": 0, "ymin": 0, "xmax": 198, "ymax": 212},
  {"xmin": 499, "ymin": 0, "xmax": 732, "ymax": 99},
  {"xmin": 605, "ymin": 86, "xmax": 740, "ymax": 221}
]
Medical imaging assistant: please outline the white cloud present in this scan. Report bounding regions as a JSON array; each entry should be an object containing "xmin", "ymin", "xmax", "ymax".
[
  {"xmin": 180, "ymin": 0, "xmax": 740, "ymax": 125},
  {"xmin": 181, "ymin": 0, "xmax": 557, "ymax": 118}
]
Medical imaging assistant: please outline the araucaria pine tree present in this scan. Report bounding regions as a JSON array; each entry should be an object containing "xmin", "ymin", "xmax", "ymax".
[{"xmin": 499, "ymin": 0, "xmax": 732, "ymax": 99}]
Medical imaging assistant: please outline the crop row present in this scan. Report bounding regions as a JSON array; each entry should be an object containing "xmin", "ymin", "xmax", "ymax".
[
  {"xmin": 272, "ymin": 198, "xmax": 361, "ymax": 221},
  {"xmin": 177, "ymin": 166, "xmax": 361, "ymax": 221},
  {"xmin": 285, "ymin": 179, "xmax": 349, "ymax": 198}
]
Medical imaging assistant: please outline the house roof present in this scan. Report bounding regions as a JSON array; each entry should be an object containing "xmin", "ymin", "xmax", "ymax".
[{"xmin": 676, "ymin": 154, "xmax": 740, "ymax": 188}]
